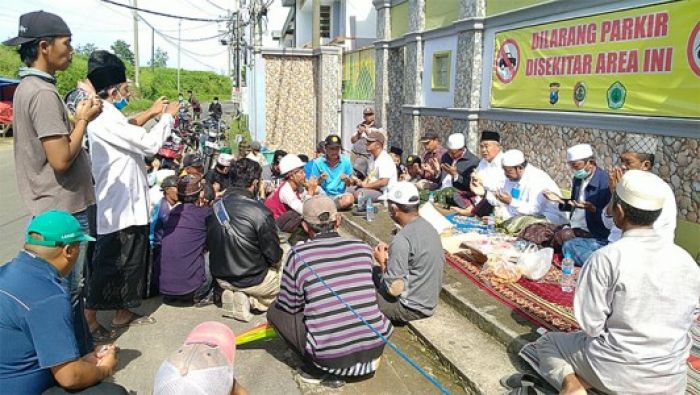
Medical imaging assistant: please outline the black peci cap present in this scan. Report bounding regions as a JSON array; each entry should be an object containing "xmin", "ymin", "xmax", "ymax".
[
  {"xmin": 3, "ymin": 11, "xmax": 72, "ymax": 46},
  {"xmin": 87, "ymin": 50, "xmax": 127, "ymax": 93},
  {"xmin": 480, "ymin": 130, "xmax": 500, "ymax": 143}
]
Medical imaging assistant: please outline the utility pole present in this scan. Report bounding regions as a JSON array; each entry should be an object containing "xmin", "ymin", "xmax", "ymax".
[
  {"xmin": 177, "ymin": 19, "xmax": 181, "ymax": 94},
  {"xmin": 132, "ymin": 0, "xmax": 140, "ymax": 88},
  {"xmin": 150, "ymin": 27, "xmax": 154, "ymax": 71}
]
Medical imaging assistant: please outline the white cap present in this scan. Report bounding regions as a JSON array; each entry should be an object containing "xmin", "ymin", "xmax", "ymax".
[
  {"xmin": 217, "ymin": 153, "xmax": 234, "ymax": 167},
  {"xmin": 502, "ymin": 149, "xmax": 525, "ymax": 166},
  {"xmin": 279, "ymin": 154, "xmax": 305, "ymax": 175},
  {"xmin": 566, "ymin": 144, "xmax": 593, "ymax": 162},
  {"xmin": 384, "ymin": 181, "xmax": 420, "ymax": 205},
  {"xmin": 447, "ymin": 133, "xmax": 466, "ymax": 150},
  {"xmin": 616, "ymin": 170, "xmax": 666, "ymax": 211}
]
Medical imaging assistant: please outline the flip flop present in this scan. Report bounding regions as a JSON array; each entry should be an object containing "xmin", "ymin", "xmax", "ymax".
[
  {"xmin": 90, "ymin": 324, "xmax": 118, "ymax": 343},
  {"xmin": 500, "ymin": 373, "xmax": 547, "ymax": 389},
  {"xmin": 111, "ymin": 313, "xmax": 156, "ymax": 329}
]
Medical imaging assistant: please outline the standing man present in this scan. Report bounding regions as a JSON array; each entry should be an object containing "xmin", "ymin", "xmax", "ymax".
[
  {"xmin": 208, "ymin": 159, "xmax": 284, "ymax": 322},
  {"xmin": 350, "ymin": 106, "xmax": 375, "ymax": 160},
  {"xmin": 518, "ymin": 171, "xmax": 700, "ymax": 394},
  {"xmin": 84, "ymin": 50, "xmax": 178, "ymax": 331},
  {"xmin": 187, "ymin": 90, "xmax": 201, "ymax": 121},
  {"xmin": 208, "ymin": 96, "xmax": 222, "ymax": 120},
  {"xmin": 419, "ymin": 130, "xmax": 447, "ymax": 187},
  {"xmin": 4, "ymin": 11, "xmax": 103, "ymax": 350},
  {"xmin": 372, "ymin": 182, "xmax": 444, "ymax": 323}
]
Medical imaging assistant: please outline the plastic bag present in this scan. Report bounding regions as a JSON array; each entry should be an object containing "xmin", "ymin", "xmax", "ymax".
[
  {"xmin": 481, "ymin": 254, "xmax": 522, "ymax": 285},
  {"xmin": 517, "ymin": 247, "xmax": 553, "ymax": 281}
]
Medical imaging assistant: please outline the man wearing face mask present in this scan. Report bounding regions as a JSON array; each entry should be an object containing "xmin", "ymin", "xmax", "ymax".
[
  {"xmin": 544, "ymin": 144, "xmax": 611, "ymax": 266},
  {"xmin": 84, "ymin": 50, "xmax": 179, "ymax": 333},
  {"xmin": 207, "ymin": 159, "xmax": 283, "ymax": 322}
]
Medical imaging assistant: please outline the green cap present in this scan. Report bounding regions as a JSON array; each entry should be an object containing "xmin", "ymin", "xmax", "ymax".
[
  {"xmin": 26, "ymin": 210, "xmax": 96, "ymax": 247},
  {"xmin": 219, "ymin": 147, "xmax": 232, "ymax": 154}
]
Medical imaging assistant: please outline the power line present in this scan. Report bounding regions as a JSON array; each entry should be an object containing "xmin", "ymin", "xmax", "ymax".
[
  {"xmin": 139, "ymin": 15, "xmax": 227, "ymax": 56},
  {"xmin": 180, "ymin": 0, "xmax": 220, "ymax": 17},
  {"xmin": 139, "ymin": 15, "xmax": 225, "ymax": 42},
  {"xmin": 100, "ymin": 0, "xmax": 227, "ymax": 22}
]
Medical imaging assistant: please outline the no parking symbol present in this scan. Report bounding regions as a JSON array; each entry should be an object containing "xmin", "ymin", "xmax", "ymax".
[
  {"xmin": 687, "ymin": 21, "xmax": 700, "ymax": 77},
  {"xmin": 495, "ymin": 39, "xmax": 520, "ymax": 84}
]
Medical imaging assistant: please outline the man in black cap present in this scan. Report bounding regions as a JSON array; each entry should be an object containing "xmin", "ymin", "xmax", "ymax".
[
  {"xmin": 84, "ymin": 50, "xmax": 179, "ymax": 334},
  {"xmin": 4, "ymin": 10, "xmax": 104, "ymax": 349},
  {"xmin": 453, "ymin": 130, "xmax": 506, "ymax": 216},
  {"xmin": 401, "ymin": 154, "xmax": 424, "ymax": 183},
  {"xmin": 350, "ymin": 106, "xmax": 375, "ymax": 160},
  {"xmin": 419, "ymin": 130, "xmax": 447, "ymax": 186},
  {"xmin": 308, "ymin": 134, "xmax": 355, "ymax": 210},
  {"xmin": 208, "ymin": 96, "xmax": 223, "ymax": 120}
]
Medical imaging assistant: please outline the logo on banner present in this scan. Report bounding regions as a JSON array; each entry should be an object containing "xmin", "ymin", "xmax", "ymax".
[
  {"xmin": 573, "ymin": 81, "xmax": 587, "ymax": 107},
  {"xmin": 549, "ymin": 82, "xmax": 560, "ymax": 105},
  {"xmin": 607, "ymin": 81, "xmax": 627, "ymax": 110},
  {"xmin": 495, "ymin": 39, "xmax": 520, "ymax": 84},
  {"xmin": 687, "ymin": 21, "xmax": 700, "ymax": 77}
]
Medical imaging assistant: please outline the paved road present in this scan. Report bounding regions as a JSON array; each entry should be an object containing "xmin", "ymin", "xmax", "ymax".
[{"xmin": 0, "ymin": 122, "xmax": 463, "ymax": 394}]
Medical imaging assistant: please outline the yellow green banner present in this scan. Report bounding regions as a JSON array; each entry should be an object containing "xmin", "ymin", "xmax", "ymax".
[{"xmin": 490, "ymin": 0, "xmax": 700, "ymax": 118}]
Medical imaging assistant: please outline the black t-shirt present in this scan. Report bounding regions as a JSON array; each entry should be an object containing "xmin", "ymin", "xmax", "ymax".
[{"xmin": 205, "ymin": 168, "xmax": 231, "ymax": 191}]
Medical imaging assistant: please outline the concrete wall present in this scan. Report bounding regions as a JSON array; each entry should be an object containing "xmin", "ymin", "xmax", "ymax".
[
  {"xmin": 421, "ymin": 35, "xmax": 458, "ymax": 109},
  {"xmin": 263, "ymin": 55, "xmax": 316, "ymax": 154}
]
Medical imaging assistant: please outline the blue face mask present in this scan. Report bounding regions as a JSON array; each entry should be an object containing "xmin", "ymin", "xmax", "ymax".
[
  {"xmin": 573, "ymin": 169, "xmax": 589, "ymax": 179},
  {"xmin": 114, "ymin": 93, "xmax": 128, "ymax": 111}
]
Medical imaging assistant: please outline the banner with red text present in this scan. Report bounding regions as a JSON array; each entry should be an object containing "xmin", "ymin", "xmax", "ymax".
[{"xmin": 490, "ymin": 0, "xmax": 700, "ymax": 118}]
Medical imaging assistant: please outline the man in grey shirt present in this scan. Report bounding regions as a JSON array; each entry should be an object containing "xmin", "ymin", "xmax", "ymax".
[
  {"xmin": 373, "ymin": 182, "xmax": 444, "ymax": 323},
  {"xmin": 4, "ymin": 11, "xmax": 103, "ymax": 348}
]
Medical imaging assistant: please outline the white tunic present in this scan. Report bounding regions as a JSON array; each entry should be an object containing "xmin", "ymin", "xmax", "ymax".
[
  {"xmin": 475, "ymin": 151, "xmax": 506, "ymax": 206},
  {"xmin": 500, "ymin": 164, "xmax": 568, "ymax": 225},
  {"xmin": 88, "ymin": 102, "xmax": 174, "ymax": 235},
  {"xmin": 602, "ymin": 178, "xmax": 677, "ymax": 243},
  {"xmin": 575, "ymin": 228, "xmax": 700, "ymax": 393},
  {"xmin": 367, "ymin": 150, "xmax": 397, "ymax": 192}
]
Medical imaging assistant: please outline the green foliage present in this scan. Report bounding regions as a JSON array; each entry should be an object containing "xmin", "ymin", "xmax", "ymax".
[
  {"xmin": 148, "ymin": 48, "xmax": 168, "ymax": 68},
  {"xmin": 0, "ymin": 45, "xmax": 230, "ymax": 109},
  {"xmin": 110, "ymin": 40, "xmax": 134, "ymax": 65},
  {"xmin": 75, "ymin": 43, "xmax": 98, "ymax": 56}
]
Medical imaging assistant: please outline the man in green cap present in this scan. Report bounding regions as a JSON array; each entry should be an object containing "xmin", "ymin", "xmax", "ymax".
[{"xmin": 0, "ymin": 210, "xmax": 126, "ymax": 394}]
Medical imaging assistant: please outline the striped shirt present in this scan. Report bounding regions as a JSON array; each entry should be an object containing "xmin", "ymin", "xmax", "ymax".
[{"xmin": 277, "ymin": 232, "xmax": 393, "ymax": 373}]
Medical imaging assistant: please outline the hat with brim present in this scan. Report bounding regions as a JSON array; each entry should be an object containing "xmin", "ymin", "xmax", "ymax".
[
  {"xmin": 178, "ymin": 174, "xmax": 203, "ymax": 196},
  {"xmin": 324, "ymin": 134, "xmax": 341, "ymax": 148},
  {"xmin": 382, "ymin": 181, "xmax": 420, "ymax": 205},
  {"xmin": 26, "ymin": 210, "xmax": 95, "ymax": 247},
  {"xmin": 420, "ymin": 131, "xmax": 438, "ymax": 142},
  {"xmin": 366, "ymin": 130, "xmax": 386, "ymax": 145},
  {"xmin": 3, "ymin": 11, "xmax": 72, "ymax": 46},
  {"xmin": 303, "ymin": 195, "xmax": 338, "ymax": 225}
]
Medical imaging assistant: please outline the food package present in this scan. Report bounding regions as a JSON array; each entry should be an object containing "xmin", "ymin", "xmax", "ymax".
[
  {"xmin": 517, "ymin": 247, "xmax": 553, "ymax": 281},
  {"xmin": 481, "ymin": 254, "xmax": 522, "ymax": 285}
]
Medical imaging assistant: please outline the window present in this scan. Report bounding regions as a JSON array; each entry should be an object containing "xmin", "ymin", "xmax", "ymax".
[{"xmin": 431, "ymin": 51, "xmax": 451, "ymax": 91}]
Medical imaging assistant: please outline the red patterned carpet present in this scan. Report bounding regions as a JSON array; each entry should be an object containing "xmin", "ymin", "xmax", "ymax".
[{"xmin": 445, "ymin": 252, "xmax": 579, "ymax": 332}]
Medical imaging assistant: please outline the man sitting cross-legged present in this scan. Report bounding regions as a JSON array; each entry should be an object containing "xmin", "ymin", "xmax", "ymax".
[
  {"xmin": 268, "ymin": 195, "xmax": 393, "ymax": 386},
  {"xmin": 372, "ymin": 182, "xmax": 445, "ymax": 324},
  {"xmin": 516, "ymin": 170, "xmax": 700, "ymax": 395}
]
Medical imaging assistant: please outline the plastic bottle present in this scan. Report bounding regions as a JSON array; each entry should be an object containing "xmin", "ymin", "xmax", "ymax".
[
  {"xmin": 561, "ymin": 253, "xmax": 575, "ymax": 293},
  {"xmin": 487, "ymin": 214, "xmax": 496, "ymax": 234},
  {"xmin": 428, "ymin": 192, "xmax": 435, "ymax": 204},
  {"xmin": 366, "ymin": 197, "xmax": 375, "ymax": 222},
  {"xmin": 357, "ymin": 190, "xmax": 365, "ymax": 208}
]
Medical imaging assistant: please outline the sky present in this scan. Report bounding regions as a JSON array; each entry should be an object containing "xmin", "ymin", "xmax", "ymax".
[{"xmin": 0, "ymin": 0, "xmax": 239, "ymax": 74}]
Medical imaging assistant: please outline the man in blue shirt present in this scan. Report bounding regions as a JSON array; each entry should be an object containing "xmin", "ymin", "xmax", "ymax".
[
  {"xmin": 0, "ymin": 210, "xmax": 125, "ymax": 394},
  {"xmin": 308, "ymin": 134, "xmax": 355, "ymax": 210}
]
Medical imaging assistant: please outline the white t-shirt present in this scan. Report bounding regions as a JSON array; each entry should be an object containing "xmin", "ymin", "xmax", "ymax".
[
  {"xmin": 367, "ymin": 150, "xmax": 397, "ymax": 192},
  {"xmin": 278, "ymin": 181, "xmax": 307, "ymax": 215}
]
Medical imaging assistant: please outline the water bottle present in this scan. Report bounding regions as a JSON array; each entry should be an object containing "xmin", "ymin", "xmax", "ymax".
[
  {"xmin": 366, "ymin": 197, "xmax": 375, "ymax": 222},
  {"xmin": 487, "ymin": 215, "xmax": 496, "ymax": 234},
  {"xmin": 428, "ymin": 193, "xmax": 435, "ymax": 204},
  {"xmin": 383, "ymin": 189, "xmax": 389, "ymax": 209},
  {"xmin": 561, "ymin": 253, "xmax": 575, "ymax": 293},
  {"xmin": 357, "ymin": 190, "xmax": 365, "ymax": 208},
  {"xmin": 511, "ymin": 183, "xmax": 521, "ymax": 200}
]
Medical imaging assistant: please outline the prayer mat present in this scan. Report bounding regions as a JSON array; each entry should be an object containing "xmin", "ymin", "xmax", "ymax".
[{"xmin": 445, "ymin": 252, "xmax": 579, "ymax": 332}]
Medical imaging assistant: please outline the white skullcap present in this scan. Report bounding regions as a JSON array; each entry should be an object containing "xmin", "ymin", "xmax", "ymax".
[
  {"xmin": 566, "ymin": 144, "xmax": 593, "ymax": 162},
  {"xmin": 217, "ymin": 153, "xmax": 234, "ymax": 166},
  {"xmin": 502, "ymin": 149, "xmax": 525, "ymax": 167},
  {"xmin": 446, "ymin": 133, "xmax": 466, "ymax": 150},
  {"xmin": 616, "ymin": 170, "xmax": 666, "ymax": 211}
]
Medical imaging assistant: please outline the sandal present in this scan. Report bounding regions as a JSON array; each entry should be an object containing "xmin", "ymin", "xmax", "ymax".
[
  {"xmin": 111, "ymin": 313, "xmax": 156, "ymax": 329},
  {"xmin": 500, "ymin": 373, "xmax": 547, "ymax": 389},
  {"xmin": 90, "ymin": 324, "xmax": 118, "ymax": 343}
]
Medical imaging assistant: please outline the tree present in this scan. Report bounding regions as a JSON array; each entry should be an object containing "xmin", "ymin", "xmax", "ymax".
[
  {"xmin": 149, "ymin": 47, "xmax": 169, "ymax": 68},
  {"xmin": 75, "ymin": 43, "xmax": 98, "ymax": 56},
  {"xmin": 110, "ymin": 40, "xmax": 134, "ymax": 65}
]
